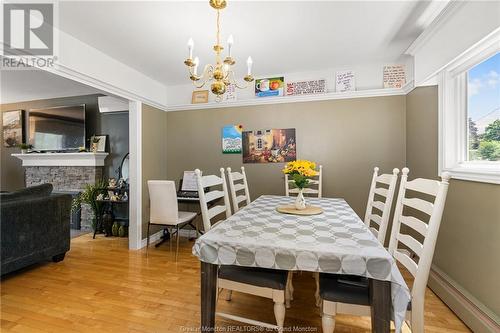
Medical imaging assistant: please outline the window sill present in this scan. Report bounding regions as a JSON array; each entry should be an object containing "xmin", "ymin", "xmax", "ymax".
[{"xmin": 441, "ymin": 163, "xmax": 500, "ymax": 184}]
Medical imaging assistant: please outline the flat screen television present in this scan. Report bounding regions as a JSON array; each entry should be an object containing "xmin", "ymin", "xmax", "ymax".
[{"xmin": 28, "ymin": 105, "xmax": 86, "ymax": 151}]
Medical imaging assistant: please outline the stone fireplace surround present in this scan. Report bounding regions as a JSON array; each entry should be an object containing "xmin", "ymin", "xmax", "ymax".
[{"xmin": 13, "ymin": 153, "xmax": 108, "ymax": 231}]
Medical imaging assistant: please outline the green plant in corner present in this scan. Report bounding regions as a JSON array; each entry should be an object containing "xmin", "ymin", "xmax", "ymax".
[
  {"xmin": 71, "ymin": 180, "xmax": 107, "ymax": 231},
  {"xmin": 18, "ymin": 143, "xmax": 32, "ymax": 150}
]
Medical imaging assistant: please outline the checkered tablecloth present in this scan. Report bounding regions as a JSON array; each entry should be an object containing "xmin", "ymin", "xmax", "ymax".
[{"xmin": 193, "ymin": 195, "xmax": 410, "ymax": 331}]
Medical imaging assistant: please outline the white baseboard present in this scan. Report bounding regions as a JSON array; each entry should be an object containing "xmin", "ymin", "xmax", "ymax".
[
  {"xmin": 140, "ymin": 229, "xmax": 197, "ymax": 249},
  {"xmin": 428, "ymin": 265, "xmax": 500, "ymax": 333}
]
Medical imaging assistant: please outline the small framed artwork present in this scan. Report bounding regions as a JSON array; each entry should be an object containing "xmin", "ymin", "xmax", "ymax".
[
  {"xmin": 192, "ymin": 90, "xmax": 209, "ymax": 104},
  {"xmin": 3, "ymin": 110, "xmax": 24, "ymax": 147},
  {"xmin": 90, "ymin": 135, "xmax": 107, "ymax": 152},
  {"xmin": 255, "ymin": 77, "xmax": 284, "ymax": 97}
]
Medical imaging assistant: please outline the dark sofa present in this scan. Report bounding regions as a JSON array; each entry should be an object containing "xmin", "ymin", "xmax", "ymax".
[{"xmin": 1, "ymin": 184, "xmax": 71, "ymax": 275}]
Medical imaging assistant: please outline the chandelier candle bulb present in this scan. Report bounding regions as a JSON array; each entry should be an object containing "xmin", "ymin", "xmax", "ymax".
[
  {"xmin": 193, "ymin": 57, "xmax": 199, "ymax": 75},
  {"xmin": 187, "ymin": 38, "xmax": 194, "ymax": 59},
  {"xmin": 227, "ymin": 34, "xmax": 234, "ymax": 57},
  {"xmin": 246, "ymin": 56, "xmax": 253, "ymax": 75}
]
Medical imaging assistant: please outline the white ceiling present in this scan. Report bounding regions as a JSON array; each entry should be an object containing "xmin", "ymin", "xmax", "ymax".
[
  {"xmin": 59, "ymin": 1, "xmax": 446, "ymax": 86},
  {"xmin": 0, "ymin": 69, "xmax": 103, "ymax": 104}
]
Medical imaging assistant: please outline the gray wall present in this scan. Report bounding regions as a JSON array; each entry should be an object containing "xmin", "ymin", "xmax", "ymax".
[
  {"xmin": 0, "ymin": 95, "xmax": 129, "ymax": 191},
  {"xmin": 406, "ymin": 86, "xmax": 500, "ymax": 318},
  {"xmin": 165, "ymin": 96, "xmax": 407, "ymax": 220}
]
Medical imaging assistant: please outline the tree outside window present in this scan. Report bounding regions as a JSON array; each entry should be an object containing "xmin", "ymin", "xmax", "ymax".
[{"xmin": 467, "ymin": 53, "xmax": 500, "ymax": 161}]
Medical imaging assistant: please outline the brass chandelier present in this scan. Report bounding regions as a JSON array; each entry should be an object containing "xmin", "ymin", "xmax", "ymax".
[{"xmin": 184, "ymin": 0, "xmax": 254, "ymax": 101}]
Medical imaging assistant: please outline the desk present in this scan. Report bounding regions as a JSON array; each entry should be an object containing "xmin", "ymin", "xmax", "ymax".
[{"xmin": 193, "ymin": 195, "xmax": 410, "ymax": 332}]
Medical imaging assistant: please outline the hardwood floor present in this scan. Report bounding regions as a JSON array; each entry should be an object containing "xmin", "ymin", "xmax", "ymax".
[{"xmin": 1, "ymin": 234, "xmax": 470, "ymax": 333}]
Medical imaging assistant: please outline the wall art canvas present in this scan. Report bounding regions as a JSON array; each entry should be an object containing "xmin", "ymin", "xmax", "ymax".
[
  {"xmin": 242, "ymin": 128, "xmax": 296, "ymax": 163},
  {"xmin": 222, "ymin": 125, "xmax": 243, "ymax": 154},
  {"xmin": 383, "ymin": 65, "xmax": 406, "ymax": 88},
  {"xmin": 3, "ymin": 110, "xmax": 23, "ymax": 147},
  {"xmin": 255, "ymin": 77, "xmax": 284, "ymax": 97},
  {"xmin": 286, "ymin": 79, "xmax": 326, "ymax": 96},
  {"xmin": 336, "ymin": 70, "xmax": 356, "ymax": 92}
]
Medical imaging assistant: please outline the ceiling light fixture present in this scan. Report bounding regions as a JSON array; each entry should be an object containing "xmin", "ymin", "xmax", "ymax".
[{"xmin": 184, "ymin": 0, "xmax": 254, "ymax": 102}]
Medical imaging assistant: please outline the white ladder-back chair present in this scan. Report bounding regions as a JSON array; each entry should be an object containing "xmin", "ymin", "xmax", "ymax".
[
  {"xmin": 226, "ymin": 166, "xmax": 251, "ymax": 213},
  {"xmin": 363, "ymin": 167, "xmax": 400, "ymax": 244},
  {"xmin": 285, "ymin": 165, "xmax": 323, "ymax": 198},
  {"xmin": 194, "ymin": 168, "xmax": 232, "ymax": 232},
  {"xmin": 195, "ymin": 168, "xmax": 289, "ymax": 332},
  {"xmin": 320, "ymin": 168, "xmax": 451, "ymax": 333},
  {"xmin": 146, "ymin": 180, "xmax": 197, "ymax": 260}
]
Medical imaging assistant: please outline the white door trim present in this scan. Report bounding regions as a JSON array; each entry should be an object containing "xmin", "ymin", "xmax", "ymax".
[{"xmin": 128, "ymin": 101, "xmax": 142, "ymax": 250}]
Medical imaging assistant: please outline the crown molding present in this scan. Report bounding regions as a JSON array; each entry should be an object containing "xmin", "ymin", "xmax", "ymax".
[
  {"xmin": 405, "ymin": 1, "xmax": 466, "ymax": 56},
  {"xmin": 166, "ymin": 82, "xmax": 414, "ymax": 112}
]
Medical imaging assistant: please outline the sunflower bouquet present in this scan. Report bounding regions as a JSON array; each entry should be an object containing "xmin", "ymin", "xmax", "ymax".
[{"xmin": 282, "ymin": 160, "xmax": 318, "ymax": 189}]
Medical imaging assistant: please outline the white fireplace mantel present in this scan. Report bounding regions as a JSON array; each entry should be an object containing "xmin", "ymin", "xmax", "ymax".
[{"xmin": 12, "ymin": 152, "xmax": 109, "ymax": 167}]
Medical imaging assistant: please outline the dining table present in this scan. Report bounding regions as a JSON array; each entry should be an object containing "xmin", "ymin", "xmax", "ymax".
[{"xmin": 192, "ymin": 195, "xmax": 410, "ymax": 333}]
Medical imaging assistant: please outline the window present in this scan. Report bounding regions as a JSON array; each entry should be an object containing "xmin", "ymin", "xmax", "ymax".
[
  {"xmin": 467, "ymin": 53, "xmax": 500, "ymax": 162},
  {"xmin": 439, "ymin": 32, "xmax": 500, "ymax": 184}
]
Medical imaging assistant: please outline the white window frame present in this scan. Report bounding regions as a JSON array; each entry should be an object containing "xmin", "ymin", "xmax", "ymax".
[{"xmin": 438, "ymin": 30, "xmax": 500, "ymax": 184}]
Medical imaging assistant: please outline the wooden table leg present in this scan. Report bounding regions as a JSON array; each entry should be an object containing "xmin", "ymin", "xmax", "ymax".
[
  {"xmin": 369, "ymin": 279, "xmax": 391, "ymax": 333},
  {"xmin": 201, "ymin": 262, "xmax": 218, "ymax": 332}
]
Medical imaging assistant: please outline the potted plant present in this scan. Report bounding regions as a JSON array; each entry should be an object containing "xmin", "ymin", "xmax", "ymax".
[
  {"xmin": 71, "ymin": 180, "xmax": 107, "ymax": 232},
  {"xmin": 282, "ymin": 160, "xmax": 318, "ymax": 210},
  {"xmin": 18, "ymin": 143, "xmax": 32, "ymax": 154}
]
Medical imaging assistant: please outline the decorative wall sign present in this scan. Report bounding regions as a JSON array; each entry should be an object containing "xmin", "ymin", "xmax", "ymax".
[
  {"xmin": 3, "ymin": 110, "xmax": 24, "ymax": 147},
  {"xmin": 222, "ymin": 125, "xmax": 243, "ymax": 154},
  {"xmin": 192, "ymin": 90, "xmax": 209, "ymax": 104},
  {"xmin": 223, "ymin": 84, "xmax": 237, "ymax": 102},
  {"xmin": 383, "ymin": 65, "xmax": 406, "ymax": 88},
  {"xmin": 335, "ymin": 70, "xmax": 356, "ymax": 92},
  {"xmin": 242, "ymin": 128, "xmax": 296, "ymax": 163},
  {"xmin": 286, "ymin": 79, "xmax": 326, "ymax": 96},
  {"xmin": 255, "ymin": 77, "xmax": 284, "ymax": 97}
]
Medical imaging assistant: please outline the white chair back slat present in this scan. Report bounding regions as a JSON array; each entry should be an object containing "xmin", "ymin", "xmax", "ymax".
[
  {"xmin": 147, "ymin": 180, "xmax": 179, "ymax": 225},
  {"xmin": 227, "ymin": 167, "xmax": 251, "ymax": 213},
  {"xmin": 397, "ymin": 234, "xmax": 423, "ymax": 257},
  {"xmin": 285, "ymin": 165, "xmax": 323, "ymax": 198},
  {"xmin": 204, "ymin": 190, "xmax": 225, "ymax": 203},
  {"xmin": 202, "ymin": 174, "xmax": 224, "ymax": 188},
  {"xmin": 373, "ymin": 187, "xmax": 389, "ymax": 197},
  {"xmin": 233, "ymin": 183, "xmax": 245, "ymax": 192},
  {"xmin": 376, "ymin": 173, "xmax": 394, "ymax": 185},
  {"xmin": 230, "ymin": 172, "xmax": 244, "ymax": 181},
  {"xmin": 363, "ymin": 167, "xmax": 399, "ymax": 245},
  {"xmin": 208, "ymin": 205, "xmax": 228, "ymax": 220},
  {"xmin": 400, "ymin": 215, "xmax": 428, "ymax": 237},
  {"xmin": 388, "ymin": 168, "xmax": 451, "ymax": 331},
  {"xmin": 406, "ymin": 178, "xmax": 440, "ymax": 196},
  {"xmin": 394, "ymin": 250, "xmax": 418, "ymax": 277},
  {"xmin": 370, "ymin": 227, "xmax": 379, "ymax": 238},
  {"xmin": 370, "ymin": 214, "xmax": 382, "ymax": 226},
  {"xmin": 195, "ymin": 168, "xmax": 232, "ymax": 232},
  {"xmin": 403, "ymin": 197, "xmax": 434, "ymax": 216},
  {"xmin": 371, "ymin": 200, "xmax": 385, "ymax": 212},
  {"xmin": 289, "ymin": 187, "xmax": 319, "ymax": 195},
  {"xmin": 236, "ymin": 195, "xmax": 247, "ymax": 204}
]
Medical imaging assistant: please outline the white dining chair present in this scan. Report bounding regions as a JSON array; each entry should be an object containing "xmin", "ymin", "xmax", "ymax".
[
  {"xmin": 195, "ymin": 168, "xmax": 289, "ymax": 332},
  {"xmin": 146, "ymin": 180, "xmax": 197, "ymax": 260},
  {"xmin": 312, "ymin": 167, "xmax": 400, "ymax": 307},
  {"xmin": 363, "ymin": 167, "xmax": 400, "ymax": 244},
  {"xmin": 285, "ymin": 165, "xmax": 323, "ymax": 198},
  {"xmin": 320, "ymin": 168, "xmax": 451, "ymax": 333},
  {"xmin": 226, "ymin": 166, "xmax": 251, "ymax": 213}
]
